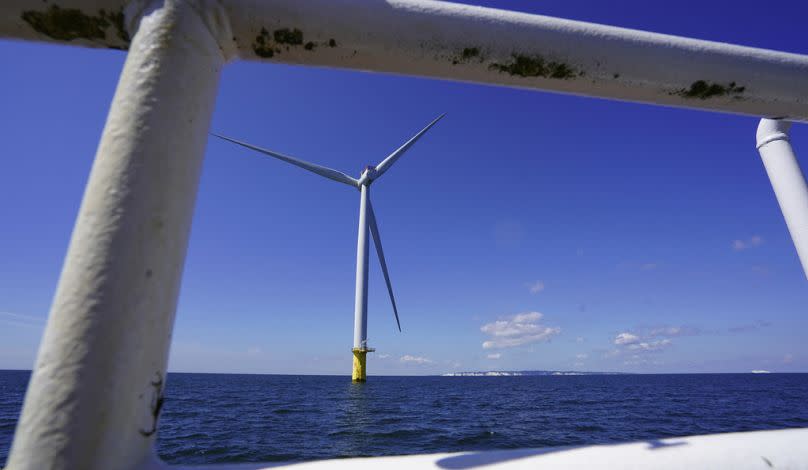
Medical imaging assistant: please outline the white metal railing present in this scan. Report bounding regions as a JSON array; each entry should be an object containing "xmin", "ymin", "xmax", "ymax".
[
  {"xmin": 757, "ymin": 120, "xmax": 808, "ymax": 275},
  {"xmin": 4, "ymin": 0, "xmax": 808, "ymax": 120},
  {"xmin": 1, "ymin": 1, "xmax": 807, "ymax": 469}
]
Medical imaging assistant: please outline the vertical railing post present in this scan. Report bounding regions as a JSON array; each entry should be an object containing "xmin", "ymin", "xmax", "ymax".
[
  {"xmin": 756, "ymin": 119, "xmax": 808, "ymax": 279},
  {"xmin": 6, "ymin": 1, "xmax": 233, "ymax": 468}
]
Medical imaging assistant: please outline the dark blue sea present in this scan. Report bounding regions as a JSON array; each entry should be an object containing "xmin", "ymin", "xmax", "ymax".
[{"xmin": 2, "ymin": 371, "xmax": 808, "ymax": 466}]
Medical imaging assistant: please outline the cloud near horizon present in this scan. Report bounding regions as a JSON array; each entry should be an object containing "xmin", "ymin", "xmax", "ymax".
[
  {"xmin": 614, "ymin": 332, "xmax": 640, "ymax": 345},
  {"xmin": 527, "ymin": 280, "xmax": 545, "ymax": 294},
  {"xmin": 612, "ymin": 334, "xmax": 670, "ymax": 352},
  {"xmin": 610, "ymin": 325, "xmax": 693, "ymax": 361},
  {"xmin": 625, "ymin": 339, "xmax": 671, "ymax": 352},
  {"xmin": 648, "ymin": 326, "xmax": 701, "ymax": 338},
  {"xmin": 400, "ymin": 355, "xmax": 433, "ymax": 365},
  {"xmin": 732, "ymin": 235, "xmax": 764, "ymax": 251},
  {"xmin": 481, "ymin": 312, "xmax": 560, "ymax": 350}
]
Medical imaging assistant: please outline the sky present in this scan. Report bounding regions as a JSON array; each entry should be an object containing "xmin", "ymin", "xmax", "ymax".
[{"xmin": 1, "ymin": 0, "xmax": 807, "ymax": 376}]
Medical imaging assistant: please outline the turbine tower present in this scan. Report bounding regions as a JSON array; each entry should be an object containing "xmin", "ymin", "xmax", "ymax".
[{"xmin": 212, "ymin": 114, "xmax": 444, "ymax": 382}]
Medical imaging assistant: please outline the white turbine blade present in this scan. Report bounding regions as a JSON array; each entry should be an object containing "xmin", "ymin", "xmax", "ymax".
[
  {"xmin": 367, "ymin": 198, "xmax": 401, "ymax": 332},
  {"xmin": 211, "ymin": 133, "xmax": 359, "ymax": 187},
  {"xmin": 373, "ymin": 114, "xmax": 445, "ymax": 179}
]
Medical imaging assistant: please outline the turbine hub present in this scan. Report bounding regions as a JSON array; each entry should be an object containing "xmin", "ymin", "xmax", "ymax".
[{"xmin": 359, "ymin": 166, "xmax": 377, "ymax": 186}]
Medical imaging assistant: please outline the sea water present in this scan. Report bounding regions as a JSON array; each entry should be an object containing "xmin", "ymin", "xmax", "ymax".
[{"xmin": 2, "ymin": 371, "xmax": 807, "ymax": 465}]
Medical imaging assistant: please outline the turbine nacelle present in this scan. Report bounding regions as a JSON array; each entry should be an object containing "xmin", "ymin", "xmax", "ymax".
[{"xmin": 358, "ymin": 166, "xmax": 378, "ymax": 186}]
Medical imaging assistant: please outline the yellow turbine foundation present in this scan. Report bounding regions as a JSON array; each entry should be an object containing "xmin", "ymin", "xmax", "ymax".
[{"xmin": 352, "ymin": 348, "xmax": 368, "ymax": 382}]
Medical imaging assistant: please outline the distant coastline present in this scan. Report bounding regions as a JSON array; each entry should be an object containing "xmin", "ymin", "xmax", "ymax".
[
  {"xmin": 0, "ymin": 369, "xmax": 801, "ymax": 376},
  {"xmin": 442, "ymin": 370, "xmax": 629, "ymax": 377}
]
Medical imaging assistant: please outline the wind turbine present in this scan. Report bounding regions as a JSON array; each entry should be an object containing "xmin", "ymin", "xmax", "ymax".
[{"xmin": 211, "ymin": 114, "xmax": 445, "ymax": 382}]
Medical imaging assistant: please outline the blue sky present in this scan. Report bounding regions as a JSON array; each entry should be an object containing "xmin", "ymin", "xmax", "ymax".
[{"xmin": 1, "ymin": 0, "xmax": 807, "ymax": 375}]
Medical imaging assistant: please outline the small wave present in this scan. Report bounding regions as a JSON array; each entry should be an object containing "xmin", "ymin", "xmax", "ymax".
[
  {"xmin": 456, "ymin": 430, "xmax": 497, "ymax": 445},
  {"xmin": 574, "ymin": 425, "xmax": 606, "ymax": 432}
]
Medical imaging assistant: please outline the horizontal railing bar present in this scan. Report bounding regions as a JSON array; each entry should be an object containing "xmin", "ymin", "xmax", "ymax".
[{"xmin": 1, "ymin": 0, "xmax": 808, "ymax": 121}]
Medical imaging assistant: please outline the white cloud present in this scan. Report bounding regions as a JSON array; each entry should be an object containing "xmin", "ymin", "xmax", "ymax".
[
  {"xmin": 576, "ymin": 336, "xmax": 585, "ymax": 343},
  {"xmin": 614, "ymin": 332, "xmax": 640, "ymax": 345},
  {"xmin": 528, "ymin": 280, "xmax": 545, "ymax": 294},
  {"xmin": 640, "ymin": 263, "xmax": 658, "ymax": 271},
  {"xmin": 576, "ymin": 353, "xmax": 588, "ymax": 360},
  {"xmin": 649, "ymin": 326, "xmax": 680, "ymax": 337},
  {"xmin": 626, "ymin": 339, "xmax": 671, "ymax": 352},
  {"xmin": 611, "ymin": 327, "xmax": 683, "ymax": 362},
  {"xmin": 377, "ymin": 354, "xmax": 390, "ymax": 359},
  {"xmin": 732, "ymin": 235, "xmax": 764, "ymax": 251},
  {"xmin": 400, "ymin": 355, "xmax": 433, "ymax": 365},
  {"xmin": 648, "ymin": 326, "xmax": 701, "ymax": 338},
  {"xmin": 480, "ymin": 312, "xmax": 560, "ymax": 349},
  {"xmin": 784, "ymin": 353, "xmax": 794, "ymax": 364},
  {"xmin": 487, "ymin": 353, "xmax": 502, "ymax": 360}
]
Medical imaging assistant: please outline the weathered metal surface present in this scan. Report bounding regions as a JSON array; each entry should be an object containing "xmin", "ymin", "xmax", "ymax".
[
  {"xmin": 757, "ymin": 120, "xmax": 808, "ymax": 279},
  {"xmin": 0, "ymin": 0, "xmax": 131, "ymax": 49},
  {"xmin": 5, "ymin": 0, "xmax": 233, "ymax": 468},
  {"xmin": 224, "ymin": 0, "xmax": 808, "ymax": 120},
  {"xmin": 351, "ymin": 348, "xmax": 368, "ymax": 382},
  {"xmin": 3, "ymin": 0, "xmax": 808, "ymax": 120}
]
